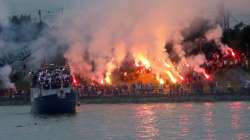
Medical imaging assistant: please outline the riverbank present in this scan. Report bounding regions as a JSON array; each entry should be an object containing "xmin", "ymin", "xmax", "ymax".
[
  {"xmin": 80, "ymin": 94, "xmax": 250, "ymax": 104},
  {"xmin": 1, "ymin": 93, "xmax": 250, "ymax": 106},
  {"xmin": 0, "ymin": 97, "xmax": 30, "ymax": 106}
]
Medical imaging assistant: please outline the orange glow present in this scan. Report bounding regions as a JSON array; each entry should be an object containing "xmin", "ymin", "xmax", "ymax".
[
  {"xmin": 124, "ymin": 72, "xmax": 128, "ymax": 76},
  {"xmin": 135, "ymin": 61, "xmax": 140, "ymax": 67},
  {"xmin": 156, "ymin": 74, "xmax": 165, "ymax": 85},
  {"xmin": 179, "ymin": 75, "xmax": 184, "ymax": 81},
  {"xmin": 105, "ymin": 72, "xmax": 112, "ymax": 85},
  {"xmin": 100, "ymin": 79, "xmax": 104, "ymax": 85},
  {"xmin": 166, "ymin": 71, "xmax": 177, "ymax": 84},
  {"xmin": 104, "ymin": 61, "xmax": 115, "ymax": 85},
  {"xmin": 135, "ymin": 55, "xmax": 151, "ymax": 69},
  {"xmin": 164, "ymin": 62, "xmax": 171, "ymax": 68},
  {"xmin": 172, "ymin": 70, "xmax": 184, "ymax": 82},
  {"xmin": 163, "ymin": 61, "xmax": 183, "ymax": 82}
]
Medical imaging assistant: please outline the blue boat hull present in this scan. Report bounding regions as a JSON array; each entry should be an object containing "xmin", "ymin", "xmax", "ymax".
[{"xmin": 31, "ymin": 92, "xmax": 77, "ymax": 114}]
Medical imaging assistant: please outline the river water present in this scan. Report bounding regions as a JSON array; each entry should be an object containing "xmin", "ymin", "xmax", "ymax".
[{"xmin": 0, "ymin": 102, "xmax": 250, "ymax": 140}]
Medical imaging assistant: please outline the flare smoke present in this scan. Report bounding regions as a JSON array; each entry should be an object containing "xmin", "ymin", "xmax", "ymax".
[
  {"xmin": 62, "ymin": 0, "xmax": 238, "ymax": 82},
  {"xmin": 0, "ymin": 0, "xmax": 250, "ymax": 88}
]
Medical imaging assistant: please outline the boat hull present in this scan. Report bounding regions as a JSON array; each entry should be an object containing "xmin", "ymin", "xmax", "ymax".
[{"xmin": 31, "ymin": 91, "xmax": 77, "ymax": 114}]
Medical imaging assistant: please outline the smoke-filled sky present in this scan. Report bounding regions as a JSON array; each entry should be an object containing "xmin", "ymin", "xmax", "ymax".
[{"xmin": 57, "ymin": 0, "xmax": 250, "ymax": 82}]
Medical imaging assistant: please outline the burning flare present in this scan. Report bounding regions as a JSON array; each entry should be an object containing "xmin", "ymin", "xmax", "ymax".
[
  {"xmin": 135, "ymin": 54, "xmax": 151, "ymax": 69},
  {"xmin": 104, "ymin": 61, "xmax": 115, "ymax": 85},
  {"xmin": 166, "ymin": 71, "xmax": 177, "ymax": 84},
  {"xmin": 72, "ymin": 75, "xmax": 78, "ymax": 86},
  {"xmin": 156, "ymin": 74, "xmax": 165, "ymax": 85},
  {"xmin": 203, "ymin": 73, "xmax": 210, "ymax": 80},
  {"xmin": 105, "ymin": 72, "xmax": 112, "ymax": 85}
]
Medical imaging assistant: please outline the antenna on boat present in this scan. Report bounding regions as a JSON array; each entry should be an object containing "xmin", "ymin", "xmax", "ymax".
[{"xmin": 38, "ymin": 9, "xmax": 42, "ymax": 23}]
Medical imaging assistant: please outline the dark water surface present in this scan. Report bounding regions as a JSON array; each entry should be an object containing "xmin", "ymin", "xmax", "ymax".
[{"xmin": 1, "ymin": 102, "xmax": 250, "ymax": 140}]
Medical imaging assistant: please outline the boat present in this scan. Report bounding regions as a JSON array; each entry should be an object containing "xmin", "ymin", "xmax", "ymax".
[{"xmin": 30, "ymin": 64, "xmax": 78, "ymax": 114}]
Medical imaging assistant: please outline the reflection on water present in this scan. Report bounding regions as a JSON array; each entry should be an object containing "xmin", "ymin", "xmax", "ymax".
[
  {"xmin": 1, "ymin": 102, "xmax": 250, "ymax": 140},
  {"xmin": 229, "ymin": 102, "xmax": 249, "ymax": 140},
  {"xmin": 135, "ymin": 105, "xmax": 159, "ymax": 140},
  {"xmin": 203, "ymin": 102, "xmax": 215, "ymax": 140},
  {"xmin": 178, "ymin": 114, "xmax": 190, "ymax": 137},
  {"xmin": 178, "ymin": 103, "xmax": 192, "ymax": 137},
  {"xmin": 230, "ymin": 102, "xmax": 242, "ymax": 130}
]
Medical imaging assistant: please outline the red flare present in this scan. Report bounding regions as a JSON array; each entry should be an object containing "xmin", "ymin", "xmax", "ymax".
[
  {"xmin": 72, "ymin": 76, "xmax": 78, "ymax": 86},
  {"xmin": 204, "ymin": 73, "xmax": 210, "ymax": 80},
  {"xmin": 179, "ymin": 76, "xmax": 184, "ymax": 81},
  {"xmin": 73, "ymin": 79, "xmax": 77, "ymax": 84},
  {"xmin": 124, "ymin": 72, "xmax": 128, "ymax": 76},
  {"xmin": 135, "ymin": 62, "xmax": 140, "ymax": 67},
  {"xmin": 231, "ymin": 50, "xmax": 236, "ymax": 57},
  {"xmin": 100, "ymin": 79, "xmax": 104, "ymax": 85}
]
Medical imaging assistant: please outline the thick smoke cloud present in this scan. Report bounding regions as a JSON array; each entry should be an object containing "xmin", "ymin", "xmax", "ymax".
[
  {"xmin": 62, "ymin": 0, "xmax": 221, "ymax": 81},
  {"xmin": 0, "ymin": 0, "xmax": 250, "ymax": 88},
  {"xmin": 0, "ymin": 1, "xmax": 67, "ymax": 89},
  {"xmin": 27, "ymin": 28, "xmax": 68, "ymax": 70},
  {"xmin": 0, "ymin": 65, "xmax": 15, "ymax": 89},
  {"xmin": 61, "ymin": 0, "xmax": 250, "ymax": 82}
]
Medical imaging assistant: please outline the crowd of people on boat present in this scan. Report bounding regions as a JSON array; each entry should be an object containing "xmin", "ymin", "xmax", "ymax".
[{"xmin": 32, "ymin": 65, "xmax": 72, "ymax": 90}]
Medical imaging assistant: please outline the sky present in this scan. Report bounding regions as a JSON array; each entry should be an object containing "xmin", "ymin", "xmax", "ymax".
[
  {"xmin": 1, "ymin": 0, "xmax": 250, "ymax": 24},
  {"xmin": 2, "ymin": 0, "xmax": 68, "ymax": 11}
]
